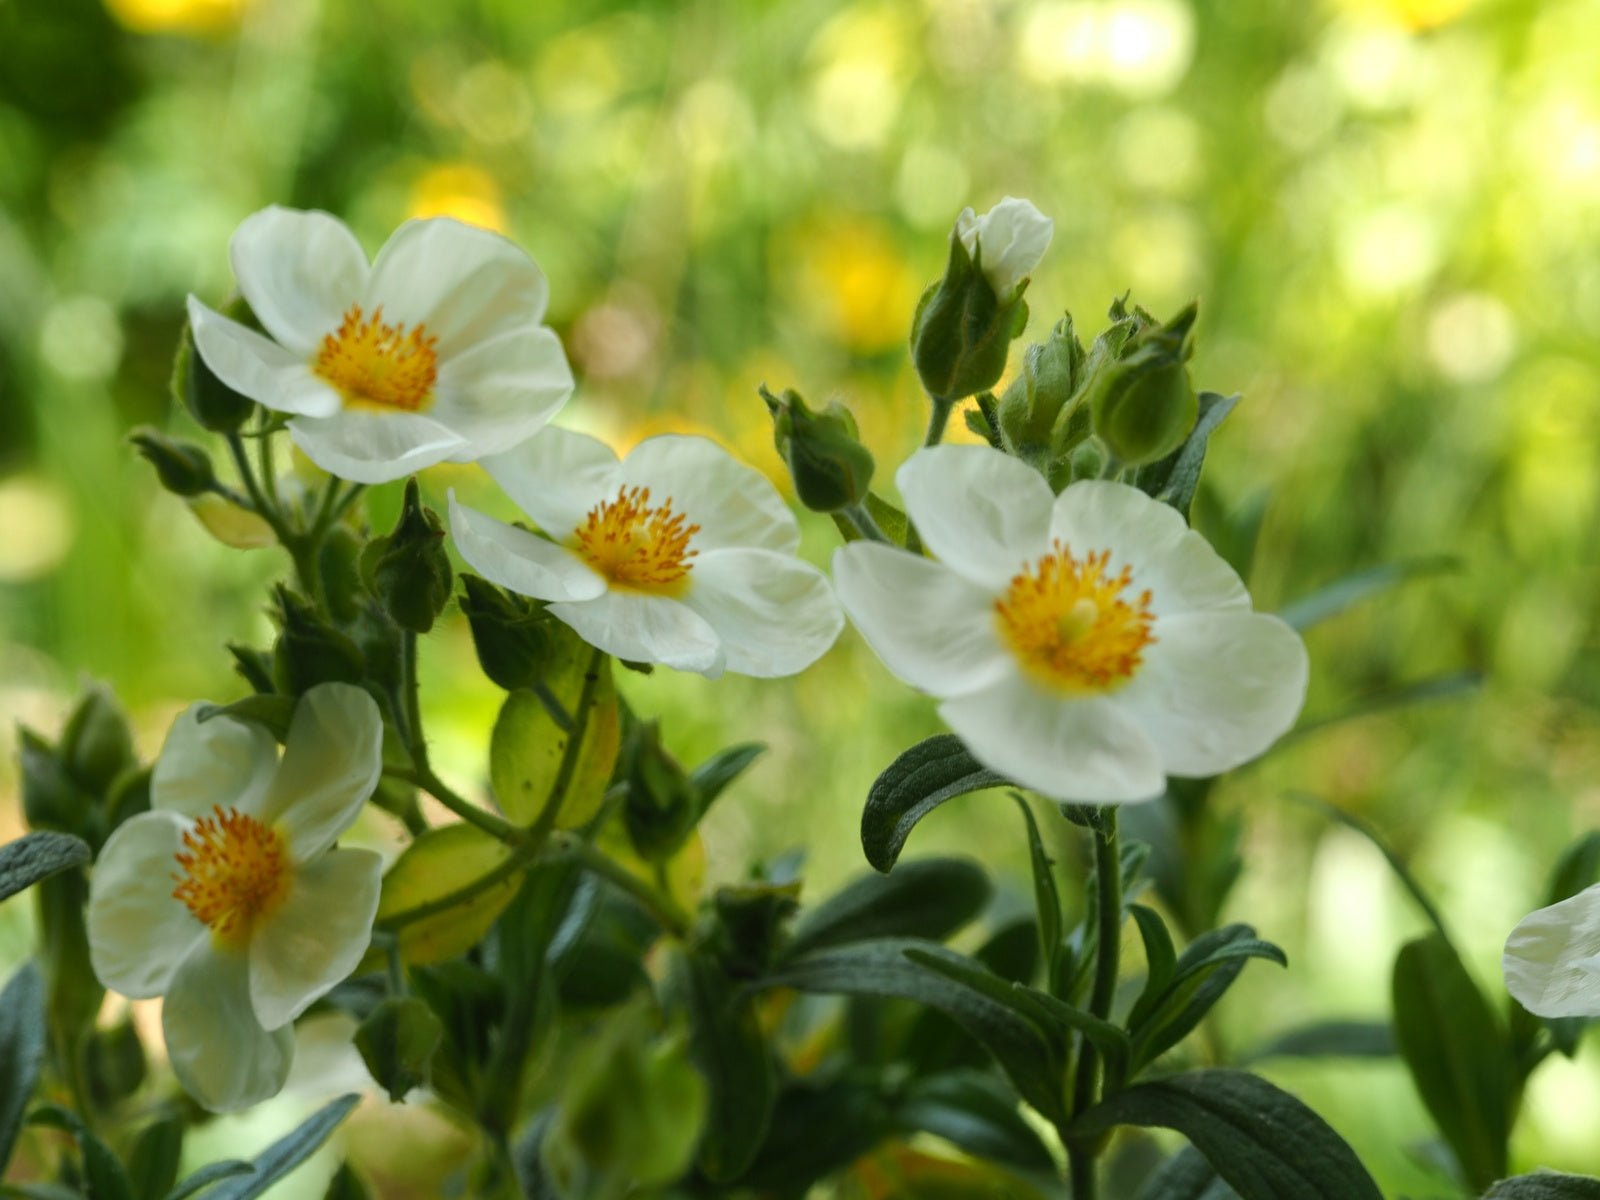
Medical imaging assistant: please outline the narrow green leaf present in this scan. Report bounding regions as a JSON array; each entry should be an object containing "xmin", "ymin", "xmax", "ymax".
[
  {"xmin": 26, "ymin": 1105, "xmax": 133, "ymax": 1200},
  {"xmin": 784, "ymin": 856, "xmax": 991, "ymax": 959},
  {"xmin": 1009, "ymin": 982, "xmax": 1131, "ymax": 1089},
  {"xmin": 861, "ymin": 735, "xmax": 1008, "ymax": 872},
  {"xmin": 690, "ymin": 743, "xmax": 766, "ymax": 814},
  {"xmin": 1070, "ymin": 1069, "xmax": 1381, "ymax": 1200},
  {"xmin": 0, "ymin": 964, "xmax": 45, "ymax": 1176},
  {"xmin": 127, "ymin": 1113, "xmax": 184, "ymax": 1200},
  {"xmin": 1392, "ymin": 932, "xmax": 1510, "ymax": 1189},
  {"xmin": 1280, "ymin": 555, "xmax": 1459, "ymax": 631},
  {"xmin": 894, "ymin": 1071, "xmax": 1055, "ymax": 1171},
  {"xmin": 207, "ymin": 1094, "xmax": 361, "ymax": 1200},
  {"xmin": 671, "ymin": 950, "xmax": 775, "ymax": 1181},
  {"xmin": 1013, "ymin": 795, "xmax": 1065, "ymax": 992},
  {"xmin": 1246, "ymin": 1020, "xmax": 1395, "ymax": 1063},
  {"xmin": 1128, "ymin": 904, "xmax": 1177, "ymax": 1029},
  {"xmin": 0, "ymin": 833, "xmax": 91, "ymax": 905},
  {"xmin": 1129, "ymin": 924, "xmax": 1287, "ymax": 1069},
  {"xmin": 163, "ymin": 1160, "xmax": 253, "ymax": 1200},
  {"xmin": 1286, "ymin": 671, "xmax": 1482, "ymax": 744},
  {"xmin": 1484, "ymin": 1174, "xmax": 1600, "ymax": 1199}
]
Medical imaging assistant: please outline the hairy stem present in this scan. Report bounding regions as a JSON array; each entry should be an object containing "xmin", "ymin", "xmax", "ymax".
[{"xmin": 923, "ymin": 395, "xmax": 956, "ymax": 446}]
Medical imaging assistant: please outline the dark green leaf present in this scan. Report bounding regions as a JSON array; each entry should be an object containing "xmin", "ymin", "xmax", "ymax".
[
  {"xmin": 1139, "ymin": 1145, "xmax": 1239, "ymax": 1200},
  {"xmin": 761, "ymin": 939, "xmax": 1066, "ymax": 1122},
  {"xmin": 1280, "ymin": 556, "xmax": 1458, "ymax": 631},
  {"xmin": 1132, "ymin": 391, "xmax": 1239, "ymax": 517},
  {"xmin": 861, "ymin": 735, "xmax": 1007, "ymax": 872},
  {"xmin": 738, "ymin": 1077, "xmax": 892, "ymax": 1194},
  {"xmin": 207, "ymin": 1094, "xmax": 361, "ymax": 1200},
  {"xmin": 1484, "ymin": 1174, "xmax": 1600, "ymax": 1199},
  {"xmin": 0, "ymin": 833, "xmax": 91, "ymax": 904},
  {"xmin": 1128, "ymin": 904, "xmax": 1177, "ymax": 1029},
  {"xmin": 127, "ymin": 1113, "xmax": 183, "ymax": 1200},
  {"xmin": 1129, "ymin": 925, "xmax": 1286, "ymax": 1069},
  {"xmin": 26, "ymin": 1105, "xmax": 133, "ymax": 1200},
  {"xmin": 1392, "ymin": 931, "xmax": 1510, "ymax": 1189},
  {"xmin": 1070, "ymin": 1069, "xmax": 1381, "ymax": 1200},
  {"xmin": 1007, "ymin": 982, "xmax": 1131, "ymax": 1090},
  {"xmin": 670, "ymin": 951, "xmax": 775, "ymax": 1181},
  {"xmin": 691, "ymin": 743, "xmax": 766, "ymax": 816},
  {"xmin": 1246, "ymin": 1020, "xmax": 1395, "ymax": 1063},
  {"xmin": 0, "ymin": 964, "xmax": 45, "ymax": 1175},
  {"xmin": 320, "ymin": 1165, "xmax": 370, "ymax": 1200},
  {"xmin": 163, "ymin": 1160, "xmax": 253, "ymax": 1200},
  {"xmin": 1013, "ymin": 795, "xmax": 1065, "ymax": 992},
  {"xmin": 895, "ymin": 1071, "xmax": 1055, "ymax": 1171},
  {"xmin": 785, "ymin": 856, "xmax": 991, "ymax": 959}
]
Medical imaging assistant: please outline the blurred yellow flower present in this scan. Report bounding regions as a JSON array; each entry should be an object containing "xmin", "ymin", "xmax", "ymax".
[
  {"xmin": 784, "ymin": 217, "xmax": 920, "ymax": 353},
  {"xmin": 1335, "ymin": 0, "xmax": 1476, "ymax": 31},
  {"xmin": 406, "ymin": 164, "xmax": 506, "ymax": 233},
  {"xmin": 103, "ymin": 0, "xmax": 247, "ymax": 35}
]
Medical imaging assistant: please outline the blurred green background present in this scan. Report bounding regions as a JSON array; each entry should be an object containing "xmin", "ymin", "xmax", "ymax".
[{"xmin": 3, "ymin": 0, "xmax": 1600, "ymax": 1192}]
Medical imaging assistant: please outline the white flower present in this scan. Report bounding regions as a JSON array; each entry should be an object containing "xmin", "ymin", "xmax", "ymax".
[
  {"xmin": 87, "ymin": 684, "xmax": 384, "ymax": 1112},
  {"xmin": 449, "ymin": 427, "xmax": 843, "ymax": 679},
  {"xmin": 955, "ymin": 197, "xmax": 1054, "ymax": 299},
  {"xmin": 187, "ymin": 206, "xmax": 574, "ymax": 484},
  {"xmin": 1503, "ymin": 882, "xmax": 1600, "ymax": 1019},
  {"xmin": 833, "ymin": 445, "xmax": 1308, "ymax": 804}
]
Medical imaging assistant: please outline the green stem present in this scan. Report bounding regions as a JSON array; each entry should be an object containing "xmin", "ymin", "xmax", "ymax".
[
  {"xmin": 547, "ymin": 831, "xmax": 690, "ymax": 938},
  {"xmin": 842, "ymin": 501, "xmax": 892, "ymax": 544},
  {"xmin": 1067, "ymin": 809, "xmax": 1122, "ymax": 1196},
  {"xmin": 225, "ymin": 433, "xmax": 291, "ymax": 543},
  {"xmin": 376, "ymin": 834, "xmax": 546, "ymax": 930},
  {"xmin": 924, "ymin": 395, "xmax": 956, "ymax": 446},
  {"xmin": 529, "ymin": 645, "xmax": 607, "ymax": 844}
]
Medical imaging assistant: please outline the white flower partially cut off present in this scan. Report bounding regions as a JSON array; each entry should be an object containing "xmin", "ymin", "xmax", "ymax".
[
  {"xmin": 187, "ymin": 207, "xmax": 574, "ymax": 483},
  {"xmin": 449, "ymin": 427, "xmax": 844, "ymax": 678},
  {"xmin": 87, "ymin": 684, "xmax": 384, "ymax": 1112},
  {"xmin": 955, "ymin": 197, "xmax": 1054, "ymax": 299},
  {"xmin": 1503, "ymin": 882, "xmax": 1600, "ymax": 1019},
  {"xmin": 833, "ymin": 445, "xmax": 1309, "ymax": 804}
]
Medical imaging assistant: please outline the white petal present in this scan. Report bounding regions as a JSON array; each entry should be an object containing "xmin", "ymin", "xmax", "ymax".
[
  {"xmin": 259, "ymin": 684, "xmax": 384, "ymax": 862},
  {"xmin": 681, "ymin": 548, "xmax": 843, "ymax": 678},
  {"xmin": 1504, "ymin": 884, "xmax": 1600, "ymax": 1019},
  {"xmin": 364, "ymin": 217, "xmax": 550, "ymax": 359},
  {"xmin": 187, "ymin": 297, "xmax": 341, "ymax": 418},
  {"xmin": 548, "ymin": 591, "xmax": 722, "ymax": 676},
  {"xmin": 618, "ymin": 435, "xmax": 799, "ymax": 554},
  {"xmin": 957, "ymin": 197, "xmax": 1053, "ymax": 297},
  {"xmin": 87, "ymin": 811, "xmax": 205, "ymax": 999},
  {"xmin": 939, "ymin": 674, "xmax": 1164, "ymax": 804},
  {"xmin": 896, "ymin": 445, "xmax": 1054, "ymax": 589},
  {"xmin": 1110, "ymin": 611, "xmax": 1309, "ymax": 777},
  {"xmin": 287, "ymin": 408, "xmax": 467, "ymax": 485},
  {"xmin": 832, "ymin": 542, "xmax": 1010, "ymax": 696},
  {"xmin": 163, "ymin": 941, "xmax": 294, "ymax": 1112},
  {"xmin": 433, "ymin": 324, "xmax": 575, "ymax": 460},
  {"xmin": 1050, "ymin": 481, "xmax": 1249, "ymax": 617},
  {"xmin": 152, "ymin": 704, "xmax": 278, "ymax": 820},
  {"xmin": 229, "ymin": 207, "xmax": 368, "ymax": 358},
  {"xmin": 250, "ymin": 848, "xmax": 383, "ymax": 1030},
  {"xmin": 482, "ymin": 425, "xmax": 621, "ymax": 538},
  {"xmin": 449, "ymin": 493, "xmax": 607, "ymax": 604}
]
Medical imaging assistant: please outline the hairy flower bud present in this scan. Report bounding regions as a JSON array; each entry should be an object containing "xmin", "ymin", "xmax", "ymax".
[
  {"xmin": 910, "ymin": 229, "xmax": 1030, "ymax": 403},
  {"xmin": 621, "ymin": 720, "xmax": 700, "ymax": 864},
  {"xmin": 271, "ymin": 585, "xmax": 366, "ymax": 694},
  {"xmin": 996, "ymin": 314, "xmax": 1086, "ymax": 460},
  {"xmin": 361, "ymin": 479, "xmax": 453, "ymax": 633},
  {"xmin": 459, "ymin": 574, "xmax": 558, "ymax": 691},
  {"xmin": 129, "ymin": 427, "xmax": 216, "ymax": 497},
  {"xmin": 761, "ymin": 385, "xmax": 875, "ymax": 513},
  {"xmin": 1082, "ymin": 300, "xmax": 1199, "ymax": 467},
  {"xmin": 172, "ymin": 318, "xmax": 255, "ymax": 434}
]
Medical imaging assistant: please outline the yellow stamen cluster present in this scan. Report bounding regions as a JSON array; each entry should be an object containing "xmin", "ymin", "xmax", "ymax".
[
  {"xmin": 172, "ymin": 806, "xmax": 290, "ymax": 944},
  {"xmin": 994, "ymin": 541, "xmax": 1156, "ymax": 693},
  {"xmin": 313, "ymin": 304, "xmax": 439, "ymax": 412},
  {"xmin": 572, "ymin": 486, "xmax": 700, "ymax": 592}
]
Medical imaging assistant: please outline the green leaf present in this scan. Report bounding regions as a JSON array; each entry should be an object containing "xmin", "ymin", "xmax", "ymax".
[
  {"xmin": 372, "ymin": 823, "xmax": 523, "ymax": 965},
  {"xmin": 1128, "ymin": 924, "xmax": 1286, "ymax": 1069},
  {"xmin": 1391, "ymin": 931, "xmax": 1510, "ymax": 1189},
  {"xmin": 861, "ymin": 735, "xmax": 1008, "ymax": 872},
  {"xmin": 205, "ymin": 1094, "xmax": 361, "ymax": 1200},
  {"xmin": 1279, "ymin": 555, "xmax": 1458, "ymax": 631},
  {"xmin": 0, "ymin": 964, "xmax": 45, "ymax": 1175},
  {"xmin": 1128, "ymin": 904, "xmax": 1177, "ymax": 1028},
  {"xmin": 163, "ymin": 1160, "xmax": 253, "ymax": 1200},
  {"xmin": 670, "ymin": 950, "xmax": 776, "ymax": 1181},
  {"xmin": 1246, "ymin": 1020, "xmax": 1395, "ymax": 1063},
  {"xmin": 0, "ymin": 833, "xmax": 91, "ymax": 905},
  {"xmin": 1006, "ymin": 982, "xmax": 1131, "ymax": 1090},
  {"xmin": 26, "ymin": 1105, "xmax": 134, "ymax": 1200},
  {"xmin": 737, "ymin": 1077, "xmax": 892, "ymax": 1191},
  {"xmin": 1013, "ymin": 795, "xmax": 1065, "ymax": 993},
  {"xmin": 1484, "ymin": 1175, "xmax": 1600, "ymax": 1199},
  {"xmin": 320, "ymin": 1165, "xmax": 371, "ymax": 1200},
  {"xmin": 690, "ymin": 743, "xmax": 766, "ymax": 814},
  {"xmin": 894, "ymin": 1071, "xmax": 1055, "ymax": 1171},
  {"xmin": 1287, "ymin": 671, "xmax": 1482, "ymax": 745},
  {"xmin": 1139, "ymin": 1145, "xmax": 1239, "ymax": 1200},
  {"xmin": 761, "ymin": 938, "xmax": 1066, "ymax": 1122},
  {"xmin": 489, "ymin": 651, "xmax": 620, "ymax": 829},
  {"xmin": 127, "ymin": 1113, "xmax": 183, "ymax": 1200},
  {"xmin": 1070, "ymin": 1069, "xmax": 1381, "ymax": 1200},
  {"xmin": 1132, "ymin": 390, "xmax": 1239, "ymax": 518},
  {"xmin": 784, "ymin": 856, "xmax": 991, "ymax": 959}
]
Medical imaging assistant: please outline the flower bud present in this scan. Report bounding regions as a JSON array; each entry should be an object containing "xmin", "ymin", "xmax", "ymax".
[
  {"xmin": 955, "ymin": 196, "xmax": 1053, "ymax": 301},
  {"xmin": 172, "ymin": 319, "xmax": 254, "ymax": 434},
  {"xmin": 129, "ymin": 427, "xmax": 216, "ymax": 497},
  {"xmin": 459, "ymin": 574, "xmax": 558, "ymax": 691},
  {"xmin": 354, "ymin": 995, "xmax": 444, "ymax": 1103},
  {"xmin": 270, "ymin": 585, "xmax": 366, "ymax": 694},
  {"xmin": 910, "ymin": 228, "xmax": 1030, "ymax": 402},
  {"xmin": 996, "ymin": 314, "xmax": 1085, "ymax": 459},
  {"xmin": 621, "ymin": 720, "xmax": 699, "ymax": 864},
  {"xmin": 360, "ymin": 479, "xmax": 453, "ymax": 634},
  {"xmin": 760, "ymin": 385, "xmax": 875, "ymax": 513},
  {"xmin": 1082, "ymin": 300, "xmax": 1199, "ymax": 467},
  {"xmin": 18, "ymin": 728, "xmax": 94, "ymax": 834},
  {"xmin": 60, "ymin": 685, "xmax": 137, "ymax": 796}
]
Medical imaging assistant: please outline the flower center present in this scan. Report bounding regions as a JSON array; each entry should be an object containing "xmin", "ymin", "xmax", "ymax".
[
  {"xmin": 571, "ymin": 486, "xmax": 700, "ymax": 593},
  {"xmin": 313, "ymin": 304, "xmax": 439, "ymax": 412},
  {"xmin": 994, "ymin": 541, "xmax": 1156, "ymax": 693},
  {"xmin": 172, "ymin": 806, "xmax": 290, "ymax": 945}
]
